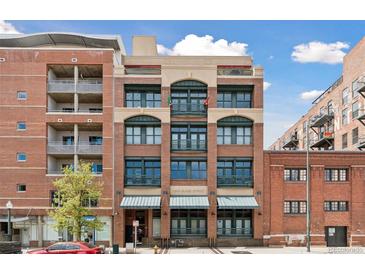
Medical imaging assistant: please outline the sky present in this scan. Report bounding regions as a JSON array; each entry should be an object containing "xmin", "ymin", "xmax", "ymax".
[{"xmin": 2, "ymin": 20, "xmax": 365, "ymax": 148}]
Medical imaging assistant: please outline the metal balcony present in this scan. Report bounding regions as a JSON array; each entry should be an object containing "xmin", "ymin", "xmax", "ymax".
[
  {"xmin": 171, "ymin": 103, "xmax": 207, "ymax": 116},
  {"xmin": 357, "ymin": 138, "xmax": 365, "ymax": 150},
  {"xmin": 77, "ymin": 142, "xmax": 103, "ymax": 154},
  {"xmin": 48, "ymin": 80, "xmax": 74, "ymax": 93},
  {"xmin": 282, "ymin": 134, "xmax": 299, "ymax": 150},
  {"xmin": 76, "ymin": 79, "xmax": 103, "ymax": 93},
  {"xmin": 46, "ymin": 108, "xmax": 103, "ymax": 113},
  {"xmin": 217, "ymin": 175, "xmax": 253, "ymax": 187},
  {"xmin": 356, "ymin": 77, "xmax": 365, "ymax": 99},
  {"xmin": 310, "ymin": 110, "xmax": 334, "ymax": 128},
  {"xmin": 357, "ymin": 109, "xmax": 365, "ymax": 126},
  {"xmin": 124, "ymin": 175, "xmax": 161, "ymax": 187},
  {"xmin": 171, "ymin": 139, "xmax": 207, "ymax": 151},
  {"xmin": 310, "ymin": 131, "xmax": 334, "ymax": 150},
  {"xmin": 47, "ymin": 142, "xmax": 74, "ymax": 154}
]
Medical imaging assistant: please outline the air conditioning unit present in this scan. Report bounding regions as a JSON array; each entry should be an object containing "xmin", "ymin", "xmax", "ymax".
[
  {"xmin": 57, "ymin": 118, "xmax": 63, "ymax": 122},
  {"xmin": 71, "ymin": 57, "xmax": 78, "ymax": 63},
  {"xmin": 87, "ymin": 119, "xmax": 92, "ymax": 123}
]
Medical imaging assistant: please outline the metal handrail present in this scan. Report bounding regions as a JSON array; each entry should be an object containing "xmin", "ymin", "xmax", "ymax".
[
  {"xmin": 217, "ymin": 175, "xmax": 253, "ymax": 187},
  {"xmin": 46, "ymin": 108, "xmax": 103, "ymax": 113},
  {"xmin": 171, "ymin": 139, "xmax": 207, "ymax": 150}
]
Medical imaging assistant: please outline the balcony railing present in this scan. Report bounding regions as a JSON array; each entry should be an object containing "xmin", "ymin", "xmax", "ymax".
[
  {"xmin": 310, "ymin": 131, "xmax": 334, "ymax": 149},
  {"xmin": 124, "ymin": 175, "xmax": 161, "ymax": 186},
  {"xmin": 171, "ymin": 103, "xmax": 207, "ymax": 115},
  {"xmin": 48, "ymin": 80, "xmax": 74, "ymax": 92},
  {"xmin": 217, "ymin": 175, "xmax": 253, "ymax": 187},
  {"xmin": 282, "ymin": 134, "xmax": 299, "ymax": 150},
  {"xmin": 357, "ymin": 137, "xmax": 365, "ymax": 150},
  {"xmin": 217, "ymin": 68, "xmax": 253, "ymax": 76},
  {"xmin": 77, "ymin": 142, "xmax": 103, "ymax": 154},
  {"xmin": 47, "ymin": 142, "xmax": 74, "ymax": 154},
  {"xmin": 171, "ymin": 139, "xmax": 207, "ymax": 151},
  {"xmin": 76, "ymin": 79, "xmax": 103, "ymax": 93},
  {"xmin": 47, "ymin": 108, "xmax": 103, "ymax": 113},
  {"xmin": 170, "ymin": 227, "xmax": 207, "ymax": 236},
  {"xmin": 217, "ymin": 227, "xmax": 252, "ymax": 236},
  {"xmin": 310, "ymin": 110, "xmax": 334, "ymax": 128},
  {"xmin": 47, "ymin": 142, "xmax": 102, "ymax": 155},
  {"xmin": 47, "ymin": 169, "xmax": 102, "ymax": 175}
]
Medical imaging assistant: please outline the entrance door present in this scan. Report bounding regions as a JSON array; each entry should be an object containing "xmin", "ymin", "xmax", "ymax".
[{"xmin": 326, "ymin": 226, "xmax": 347, "ymax": 247}]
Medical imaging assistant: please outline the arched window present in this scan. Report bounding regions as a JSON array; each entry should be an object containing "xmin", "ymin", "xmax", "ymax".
[
  {"xmin": 125, "ymin": 115, "xmax": 161, "ymax": 144},
  {"xmin": 217, "ymin": 116, "xmax": 253, "ymax": 145},
  {"xmin": 170, "ymin": 80, "xmax": 208, "ymax": 115}
]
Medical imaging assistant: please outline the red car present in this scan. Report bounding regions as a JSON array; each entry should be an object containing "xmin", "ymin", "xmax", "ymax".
[{"xmin": 27, "ymin": 242, "xmax": 104, "ymax": 254}]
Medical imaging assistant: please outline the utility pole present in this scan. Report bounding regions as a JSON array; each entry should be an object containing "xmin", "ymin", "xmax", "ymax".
[{"xmin": 306, "ymin": 121, "xmax": 311, "ymax": 252}]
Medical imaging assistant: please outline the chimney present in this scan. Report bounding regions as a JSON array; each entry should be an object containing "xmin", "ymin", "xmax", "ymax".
[{"xmin": 132, "ymin": 36, "xmax": 158, "ymax": 56}]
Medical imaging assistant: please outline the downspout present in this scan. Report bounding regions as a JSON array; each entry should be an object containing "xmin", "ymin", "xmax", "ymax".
[{"xmin": 111, "ymin": 52, "xmax": 116, "ymax": 244}]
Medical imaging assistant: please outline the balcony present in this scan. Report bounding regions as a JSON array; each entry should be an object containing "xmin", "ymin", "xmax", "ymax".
[
  {"xmin": 124, "ymin": 175, "xmax": 161, "ymax": 187},
  {"xmin": 77, "ymin": 142, "xmax": 103, "ymax": 155},
  {"xmin": 170, "ymin": 228, "xmax": 207, "ymax": 237},
  {"xmin": 171, "ymin": 139, "xmax": 207, "ymax": 151},
  {"xmin": 47, "ymin": 107, "xmax": 103, "ymax": 113},
  {"xmin": 282, "ymin": 134, "xmax": 299, "ymax": 150},
  {"xmin": 355, "ymin": 77, "xmax": 365, "ymax": 99},
  {"xmin": 357, "ymin": 109, "xmax": 365, "ymax": 126},
  {"xmin": 310, "ymin": 110, "xmax": 334, "ymax": 128},
  {"xmin": 76, "ymin": 79, "xmax": 103, "ymax": 93},
  {"xmin": 171, "ymin": 103, "xmax": 207, "ymax": 116},
  {"xmin": 217, "ymin": 227, "xmax": 252, "ymax": 237},
  {"xmin": 358, "ymin": 138, "xmax": 365, "ymax": 150},
  {"xmin": 310, "ymin": 131, "xmax": 334, "ymax": 150},
  {"xmin": 48, "ymin": 80, "xmax": 74, "ymax": 93},
  {"xmin": 47, "ymin": 142, "xmax": 74, "ymax": 154},
  {"xmin": 217, "ymin": 175, "xmax": 253, "ymax": 187}
]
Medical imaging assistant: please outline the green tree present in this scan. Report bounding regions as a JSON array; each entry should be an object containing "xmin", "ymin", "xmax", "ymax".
[{"xmin": 49, "ymin": 161, "xmax": 104, "ymax": 241}]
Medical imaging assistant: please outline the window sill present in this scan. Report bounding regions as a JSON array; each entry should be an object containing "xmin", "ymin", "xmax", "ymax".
[
  {"xmin": 283, "ymin": 214, "xmax": 306, "ymax": 217},
  {"xmin": 324, "ymin": 181, "xmax": 350, "ymax": 184},
  {"xmin": 284, "ymin": 181, "xmax": 306, "ymax": 183}
]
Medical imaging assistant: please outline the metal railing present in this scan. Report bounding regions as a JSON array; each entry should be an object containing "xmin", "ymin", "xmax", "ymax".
[
  {"xmin": 217, "ymin": 227, "xmax": 252, "ymax": 236},
  {"xmin": 47, "ymin": 169, "xmax": 102, "ymax": 175},
  {"xmin": 124, "ymin": 175, "xmax": 161, "ymax": 186},
  {"xmin": 217, "ymin": 175, "xmax": 253, "ymax": 187},
  {"xmin": 171, "ymin": 103, "xmax": 207, "ymax": 115},
  {"xmin": 170, "ymin": 228, "xmax": 207, "ymax": 236},
  {"xmin": 217, "ymin": 68, "xmax": 253, "ymax": 76},
  {"xmin": 48, "ymin": 80, "xmax": 74, "ymax": 92},
  {"xmin": 171, "ymin": 139, "xmax": 207, "ymax": 151}
]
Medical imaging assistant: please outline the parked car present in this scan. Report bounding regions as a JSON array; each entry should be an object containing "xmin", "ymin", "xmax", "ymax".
[{"xmin": 27, "ymin": 242, "xmax": 104, "ymax": 254}]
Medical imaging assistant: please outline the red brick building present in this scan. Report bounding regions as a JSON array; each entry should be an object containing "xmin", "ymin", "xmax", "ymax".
[
  {"xmin": 264, "ymin": 150, "xmax": 365, "ymax": 247},
  {"xmin": 0, "ymin": 33, "xmax": 264, "ymax": 248}
]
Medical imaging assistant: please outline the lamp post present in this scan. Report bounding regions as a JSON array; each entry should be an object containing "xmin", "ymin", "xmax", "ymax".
[
  {"xmin": 6, "ymin": 200, "xmax": 13, "ymax": 241},
  {"xmin": 306, "ymin": 122, "xmax": 311, "ymax": 252}
]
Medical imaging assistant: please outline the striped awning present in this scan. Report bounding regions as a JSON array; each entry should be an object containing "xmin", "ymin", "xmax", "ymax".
[
  {"xmin": 120, "ymin": 196, "xmax": 161, "ymax": 209},
  {"xmin": 170, "ymin": 196, "xmax": 210, "ymax": 209},
  {"xmin": 217, "ymin": 196, "xmax": 259, "ymax": 209}
]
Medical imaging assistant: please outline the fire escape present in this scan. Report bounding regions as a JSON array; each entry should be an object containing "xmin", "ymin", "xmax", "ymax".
[
  {"xmin": 310, "ymin": 106, "xmax": 335, "ymax": 150},
  {"xmin": 282, "ymin": 131, "xmax": 299, "ymax": 150},
  {"xmin": 356, "ymin": 76, "xmax": 365, "ymax": 150}
]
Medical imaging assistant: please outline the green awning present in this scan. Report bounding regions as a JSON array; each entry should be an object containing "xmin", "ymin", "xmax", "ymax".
[
  {"xmin": 217, "ymin": 196, "xmax": 259, "ymax": 209},
  {"xmin": 170, "ymin": 196, "xmax": 210, "ymax": 209},
  {"xmin": 120, "ymin": 196, "xmax": 161, "ymax": 209}
]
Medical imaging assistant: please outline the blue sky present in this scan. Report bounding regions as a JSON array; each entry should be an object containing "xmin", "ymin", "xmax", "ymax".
[{"xmin": 3, "ymin": 20, "xmax": 365, "ymax": 147}]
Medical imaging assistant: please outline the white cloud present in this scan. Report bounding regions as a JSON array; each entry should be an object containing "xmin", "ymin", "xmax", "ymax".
[
  {"xmin": 264, "ymin": 81, "xmax": 272, "ymax": 91},
  {"xmin": 292, "ymin": 41, "xmax": 349, "ymax": 64},
  {"xmin": 0, "ymin": 20, "xmax": 21, "ymax": 34},
  {"xmin": 157, "ymin": 34, "xmax": 248, "ymax": 56},
  {"xmin": 300, "ymin": 90, "xmax": 324, "ymax": 101}
]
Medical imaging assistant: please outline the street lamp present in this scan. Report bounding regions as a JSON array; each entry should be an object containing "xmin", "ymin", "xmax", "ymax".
[{"xmin": 6, "ymin": 200, "xmax": 13, "ymax": 241}]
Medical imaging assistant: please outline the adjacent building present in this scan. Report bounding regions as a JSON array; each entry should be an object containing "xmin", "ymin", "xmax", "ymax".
[
  {"xmin": 269, "ymin": 37, "xmax": 365, "ymax": 151},
  {"xmin": 0, "ymin": 33, "xmax": 264, "ymax": 247}
]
